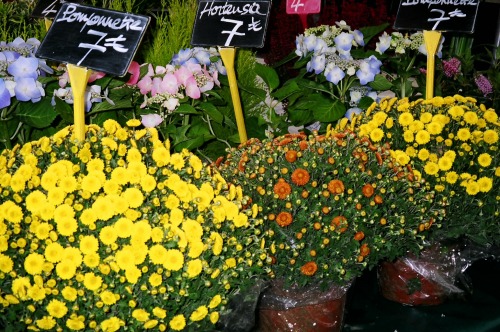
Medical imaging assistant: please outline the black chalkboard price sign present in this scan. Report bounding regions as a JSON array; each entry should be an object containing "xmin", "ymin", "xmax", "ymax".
[
  {"xmin": 35, "ymin": 3, "xmax": 150, "ymax": 76},
  {"xmin": 31, "ymin": 0, "xmax": 84, "ymax": 19},
  {"xmin": 394, "ymin": 0, "xmax": 480, "ymax": 33},
  {"xmin": 191, "ymin": 0, "xmax": 271, "ymax": 48}
]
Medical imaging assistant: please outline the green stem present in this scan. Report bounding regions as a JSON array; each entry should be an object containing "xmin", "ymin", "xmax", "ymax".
[{"xmin": 0, "ymin": 116, "xmax": 12, "ymax": 150}]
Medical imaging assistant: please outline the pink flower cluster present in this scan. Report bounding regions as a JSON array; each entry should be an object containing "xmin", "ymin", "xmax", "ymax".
[
  {"xmin": 137, "ymin": 62, "xmax": 220, "ymax": 111},
  {"xmin": 442, "ymin": 57, "xmax": 461, "ymax": 78},
  {"xmin": 475, "ymin": 74, "xmax": 493, "ymax": 96}
]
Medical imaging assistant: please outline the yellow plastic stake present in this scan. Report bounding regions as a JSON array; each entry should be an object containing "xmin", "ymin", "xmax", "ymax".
[
  {"xmin": 67, "ymin": 64, "xmax": 91, "ymax": 142},
  {"xmin": 423, "ymin": 30, "xmax": 442, "ymax": 99},
  {"xmin": 218, "ymin": 47, "xmax": 247, "ymax": 144},
  {"xmin": 44, "ymin": 18, "xmax": 52, "ymax": 31}
]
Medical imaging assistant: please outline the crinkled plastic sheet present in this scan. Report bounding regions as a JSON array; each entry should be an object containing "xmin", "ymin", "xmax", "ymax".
[
  {"xmin": 256, "ymin": 279, "xmax": 351, "ymax": 332},
  {"xmin": 378, "ymin": 240, "xmax": 500, "ymax": 306}
]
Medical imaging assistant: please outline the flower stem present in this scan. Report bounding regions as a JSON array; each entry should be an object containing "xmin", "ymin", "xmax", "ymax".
[{"xmin": 0, "ymin": 116, "xmax": 12, "ymax": 150}]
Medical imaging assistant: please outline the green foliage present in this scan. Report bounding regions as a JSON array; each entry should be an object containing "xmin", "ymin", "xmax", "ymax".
[
  {"xmin": 141, "ymin": 0, "xmax": 197, "ymax": 65},
  {"xmin": 0, "ymin": 1, "xmax": 45, "ymax": 41}
]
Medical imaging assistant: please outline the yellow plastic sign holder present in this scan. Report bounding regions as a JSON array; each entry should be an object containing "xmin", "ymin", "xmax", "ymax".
[
  {"xmin": 218, "ymin": 47, "xmax": 248, "ymax": 144},
  {"xmin": 67, "ymin": 64, "xmax": 91, "ymax": 141},
  {"xmin": 44, "ymin": 18, "xmax": 52, "ymax": 31},
  {"xmin": 423, "ymin": 30, "xmax": 442, "ymax": 99}
]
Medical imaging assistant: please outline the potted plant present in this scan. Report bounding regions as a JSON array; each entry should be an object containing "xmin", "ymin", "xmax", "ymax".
[
  {"xmin": 348, "ymin": 95, "xmax": 499, "ymax": 304},
  {"xmin": 0, "ymin": 119, "xmax": 269, "ymax": 331},
  {"xmin": 217, "ymin": 129, "xmax": 444, "ymax": 330}
]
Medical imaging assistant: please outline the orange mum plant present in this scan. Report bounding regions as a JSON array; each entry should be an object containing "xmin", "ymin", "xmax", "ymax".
[{"xmin": 217, "ymin": 130, "xmax": 445, "ymax": 289}]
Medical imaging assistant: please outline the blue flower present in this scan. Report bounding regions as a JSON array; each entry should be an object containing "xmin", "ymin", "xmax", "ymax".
[
  {"xmin": 366, "ymin": 55, "xmax": 383, "ymax": 71},
  {"xmin": 352, "ymin": 30, "xmax": 365, "ymax": 47},
  {"xmin": 171, "ymin": 48, "xmax": 193, "ymax": 66},
  {"xmin": 13, "ymin": 77, "xmax": 42, "ymax": 102},
  {"xmin": 345, "ymin": 107, "xmax": 363, "ymax": 121},
  {"xmin": 193, "ymin": 48, "xmax": 212, "ymax": 66},
  {"xmin": 0, "ymin": 78, "xmax": 11, "ymax": 108},
  {"xmin": 375, "ymin": 32, "xmax": 391, "ymax": 54},
  {"xmin": 324, "ymin": 64, "xmax": 345, "ymax": 85},
  {"xmin": 307, "ymin": 54, "xmax": 325, "ymax": 74},
  {"xmin": 304, "ymin": 35, "xmax": 318, "ymax": 52},
  {"xmin": 356, "ymin": 67, "xmax": 376, "ymax": 86},
  {"xmin": 7, "ymin": 56, "xmax": 39, "ymax": 79},
  {"xmin": 334, "ymin": 32, "xmax": 354, "ymax": 53}
]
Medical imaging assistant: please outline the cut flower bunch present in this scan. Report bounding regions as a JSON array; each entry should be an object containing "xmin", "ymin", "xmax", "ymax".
[
  {"xmin": 350, "ymin": 95, "xmax": 500, "ymax": 245},
  {"xmin": 0, "ymin": 120, "xmax": 268, "ymax": 331},
  {"xmin": 217, "ymin": 130, "xmax": 445, "ymax": 289}
]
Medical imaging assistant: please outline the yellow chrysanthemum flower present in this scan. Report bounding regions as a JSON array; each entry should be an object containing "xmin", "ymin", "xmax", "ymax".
[
  {"xmin": 424, "ymin": 161, "xmax": 439, "ymax": 175},
  {"xmin": 448, "ymin": 105, "xmax": 465, "ymax": 118},
  {"xmin": 438, "ymin": 156, "xmax": 453, "ymax": 171},
  {"xmin": 477, "ymin": 153, "xmax": 492, "ymax": 167},
  {"xmin": 398, "ymin": 112, "xmax": 414, "ymax": 126},
  {"xmin": 190, "ymin": 305, "xmax": 208, "ymax": 322},
  {"xmin": 46, "ymin": 299, "xmax": 68, "ymax": 318},
  {"xmin": 83, "ymin": 272, "xmax": 103, "ymax": 291},
  {"xmin": 483, "ymin": 129, "xmax": 499, "ymax": 144},
  {"xmin": 415, "ymin": 130, "xmax": 431, "ymax": 145},
  {"xmin": 100, "ymin": 317, "xmax": 123, "ymax": 332},
  {"xmin": 169, "ymin": 314, "xmax": 186, "ymax": 331},
  {"xmin": 186, "ymin": 259, "xmax": 203, "ymax": 278},
  {"xmin": 24, "ymin": 253, "xmax": 45, "ymax": 275},
  {"xmin": 456, "ymin": 128, "xmax": 471, "ymax": 141},
  {"xmin": 163, "ymin": 249, "xmax": 184, "ymax": 271},
  {"xmin": 477, "ymin": 177, "xmax": 493, "ymax": 192}
]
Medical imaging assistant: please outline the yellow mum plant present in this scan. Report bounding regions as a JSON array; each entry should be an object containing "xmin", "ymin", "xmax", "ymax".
[
  {"xmin": 217, "ymin": 130, "xmax": 444, "ymax": 289},
  {"xmin": 0, "ymin": 120, "xmax": 267, "ymax": 331},
  {"xmin": 348, "ymin": 95, "xmax": 500, "ymax": 245}
]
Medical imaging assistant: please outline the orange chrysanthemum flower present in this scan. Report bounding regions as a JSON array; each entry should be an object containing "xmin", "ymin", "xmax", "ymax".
[
  {"xmin": 300, "ymin": 261, "xmax": 318, "ymax": 276},
  {"xmin": 291, "ymin": 168, "xmax": 310, "ymax": 186},
  {"xmin": 331, "ymin": 215, "xmax": 348, "ymax": 233},
  {"xmin": 327, "ymin": 179, "xmax": 345, "ymax": 194},
  {"xmin": 361, "ymin": 184, "xmax": 374, "ymax": 198},
  {"xmin": 275, "ymin": 212, "xmax": 293, "ymax": 227},
  {"xmin": 374, "ymin": 195, "xmax": 383, "ymax": 204},
  {"xmin": 354, "ymin": 231, "xmax": 365, "ymax": 241},
  {"xmin": 285, "ymin": 150, "xmax": 298, "ymax": 163},
  {"xmin": 299, "ymin": 141, "xmax": 308, "ymax": 150},
  {"xmin": 360, "ymin": 243, "xmax": 370, "ymax": 257},
  {"xmin": 273, "ymin": 179, "xmax": 292, "ymax": 199}
]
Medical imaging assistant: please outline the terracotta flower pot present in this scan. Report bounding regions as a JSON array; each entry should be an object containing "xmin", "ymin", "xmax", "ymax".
[{"xmin": 258, "ymin": 280, "xmax": 349, "ymax": 331}]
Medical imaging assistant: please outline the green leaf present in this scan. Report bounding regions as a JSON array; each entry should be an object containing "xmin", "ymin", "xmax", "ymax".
[
  {"xmin": 174, "ymin": 103, "xmax": 199, "ymax": 115},
  {"xmin": 53, "ymin": 97, "xmax": 74, "ymax": 124},
  {"xmin": 369, "ymin": 74, "xmax": 393, "ymax": 91},
  {"xmin": 273, "ymin": 80, "xmax": 301, "ymax": 100},
  {"xmin": 359, "ymin": 23, "xmax": 390, "ymax": 44},
  {"xmin": 90, "ymin": 99, "xmax": 133, "ymax": 113},
  {"xmin": 16, "ymin": 98, "xmax": 57, "ymax": 128},
  {"xmin": 358, "ymin": 96, "xmax": 377, "ymax": 110},
  {"xmin": 238, "ymin": 84, "xmax": 267, "ymax": 100},
  {"xmin": 254, "ymin": 62, "xmax": 280, "ymax": 90},
  {"xmin": 199, "ymin": 102, "xmax": 224, "ymax": 124},
  {"xmin": 174, "ymin": 135, "xmax": 206, "ymax": 151},
  {"xmin": 312, "ymin": 98, "xmax": 346, "ymax": 123}
]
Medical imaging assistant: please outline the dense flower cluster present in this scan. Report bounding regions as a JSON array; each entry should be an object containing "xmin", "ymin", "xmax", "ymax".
[
  {"xmin": 296, "ymin": 21, "xmax": 382, "ymax": 87},
  {"xmin": 217, "ymin": 130, "xmax": 443, "ymax": 288},
  {"xmin": 350, "ymin": 95, "xmax": 500, "ymax": 244},
  {"xmin": 0, "ymin": 37, "xmax": 51, "ymax": 107},
  {"xmin": 0, "ymin": 120, "xmax": 268, "ymax": 331},
  {"xmin": 137, "ymin": 47, "xmax": 225, "ymax": 127}
]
